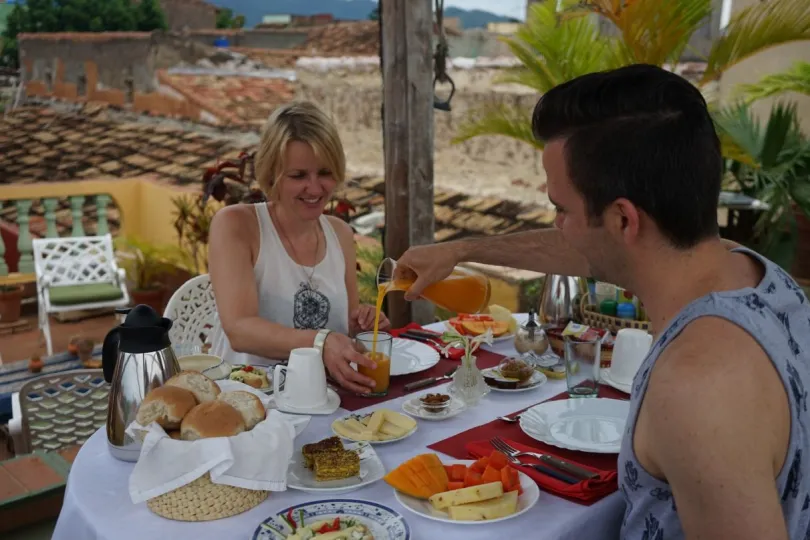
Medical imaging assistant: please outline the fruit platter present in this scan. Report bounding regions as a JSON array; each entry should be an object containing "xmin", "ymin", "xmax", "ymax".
[
  {"xmin": 385, "ymin": 451, "xmax": 540, "ymax": 524},
  {"xmin": 445, "ymin": 305, "xmax": 519, "ymax": 343}
]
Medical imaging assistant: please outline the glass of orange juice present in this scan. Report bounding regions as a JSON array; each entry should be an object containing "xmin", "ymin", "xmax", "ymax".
[
  {"xmin": 354, "ymin": 331, "xmax": 393, "ymax": 396},
  {"xmin": 377, "ymin": 258, "xmax": 491, "ymax": 314}
]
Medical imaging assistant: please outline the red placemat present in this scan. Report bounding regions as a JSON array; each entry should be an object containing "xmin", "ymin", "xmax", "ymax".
[
  {"xmin": 336, "ymin": 325, "xmax": 505, "ymax": 411},
  {"xmin": 427, "ymin": 385, "xmax": 629, "ymax": 505}
]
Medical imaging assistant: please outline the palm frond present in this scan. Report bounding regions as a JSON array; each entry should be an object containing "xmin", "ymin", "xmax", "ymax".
[
  {"xmin": 494, "ymin": 0, "xmax": 619, "ymax": 93},
  {"xmin": 704, "ymin": 0, "xmax": 810, "ymax": 83},
  {"xmin": 561, "ymin": 0, "xmax": 712, "ymax": 66},
  {"xmin": 735, "ymin": 61, "xmax": 810, "ymax": 103},
  {"xmin": 452, "ymin": 102, "xmax": 541, "ymax": 147},
  {"xmin": 713, "ymin": 102, "xmax": 764, "ymax": 164}
]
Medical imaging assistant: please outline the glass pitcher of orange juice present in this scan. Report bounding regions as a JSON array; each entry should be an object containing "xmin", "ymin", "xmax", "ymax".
[{"xmin": 377, "ymin": 258, "xmax": 491, "ymax": 314}]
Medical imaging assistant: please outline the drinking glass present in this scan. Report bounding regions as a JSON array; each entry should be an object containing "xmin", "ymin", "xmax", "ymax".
[
  {"xmin": 564, "ymin": 336, "xmax": 601, "ymax": 398},
  {"xmin": 377, "ymin": 258, "xmax": 491, "ymax": 314},
  {"xmin": 354, "ymin": 331, "xmax": 393, "ymax": 397}
]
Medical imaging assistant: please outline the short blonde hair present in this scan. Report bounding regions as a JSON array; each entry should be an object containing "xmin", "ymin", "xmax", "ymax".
[{"xmin": 254, "ymin": 101, "xmax": 346, "ymax": 199}]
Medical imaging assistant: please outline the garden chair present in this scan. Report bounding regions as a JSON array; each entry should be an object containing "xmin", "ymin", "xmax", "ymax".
[
  {"xmin": 163, "ymin": 273, "xmax": 220, "ymax": 353},
  {"xmin": 33, "ymin": 234, "xmax": 129, "ymax": 356}
]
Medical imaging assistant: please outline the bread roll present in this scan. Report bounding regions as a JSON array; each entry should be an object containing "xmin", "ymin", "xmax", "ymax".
[
  {"xmin": 165, "ymin": 370, "xmax": 220, "ymax": 403},
  {"xmin": 167, "ymin": 430, "xmax": 182, "ymax": 440},
  {"xmin": 217, "ymin": 391, "xmax": 266, "ymax": 430},
  {"xmin": 180, "ymin": 401, "xmax": 246, "ymax": 440},
  {"xmin": 136, "ymin": 386, "xmax": 197, "ymax": 429}
]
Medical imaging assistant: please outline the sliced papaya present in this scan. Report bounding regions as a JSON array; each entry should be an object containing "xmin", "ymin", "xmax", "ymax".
[
  {"xmin": 488, "ymin": 450, "xmax": 510, "ymax": 470},
  {"xmin": 463, "ymin": 469, "xmax": 484, "ymax": 487},
  {"xmin": 449, "ymin": 464, "xmax": 468, "ymax": 482},
  {"xmin": 470, "ymin": 456, "xmax": 490, "ymax": 473},
  {"xmin": 481, "ymin": 465, "xmax": 501, "ymax": 484},
  {"xmin": 447, "ymin": 481, "xmax": 465, "ymax": 491}
]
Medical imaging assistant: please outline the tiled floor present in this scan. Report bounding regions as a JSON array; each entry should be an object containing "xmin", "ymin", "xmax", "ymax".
[{"xmin": 0, "ymin": 313, "xmax": 118, "ymax": 365}]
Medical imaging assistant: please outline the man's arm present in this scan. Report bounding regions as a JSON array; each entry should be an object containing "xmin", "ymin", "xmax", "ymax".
[
  {"xmin": 398, "ymin": 229, "xmax": 590, "ymax": 299},
  {"xmin": 638, "ymin": 317, "xmax": 790, "ymax": 540}
]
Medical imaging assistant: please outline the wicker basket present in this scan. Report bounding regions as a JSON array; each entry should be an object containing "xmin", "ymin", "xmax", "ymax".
[
  {"xmin": 147, "ymin": 472, "xmax": 269, "ymax": 522},
  {"xmin": 579, "ymin": 295, "xmax": 652, "ymax": 335},
  {"xmin": 547, "ymin": 326, "xmax": 613, "ymax": 368}
]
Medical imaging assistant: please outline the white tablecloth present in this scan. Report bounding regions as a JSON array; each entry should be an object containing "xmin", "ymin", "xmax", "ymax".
[{"xmin": 53, "ymin": 318, "xmax": 624, "ymax": 540}]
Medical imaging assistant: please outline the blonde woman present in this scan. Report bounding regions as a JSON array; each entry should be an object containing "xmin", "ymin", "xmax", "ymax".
[{"xmin": 208, "ymin": 102, "xmax": 390, "ymax": 394}]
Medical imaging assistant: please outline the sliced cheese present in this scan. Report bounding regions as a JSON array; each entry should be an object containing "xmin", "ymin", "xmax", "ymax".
[
  {"xmin": 343, "ymin": 417, "xmax": 368, "ymax": 433},
  {"xmin": 429, "ymin": 481, "xmax": 503, "ymax": 510},
  {"xmin": 366, "ymin": 409, "xmax": 386, "ymax": 433},
  {"xmin": 332, "ymin": 421, "xmax": 362, "ymax": 440},
  {"xmin": 447, "ymin": 490, "xmax": 519, "ymax": 521},
  {"xmin": 378, "ymin": 420, "xmax": 408, "ymax": 437},
  {"xmin": 381, "ymin": 410, "xmax": 417, "ymax": 431}
]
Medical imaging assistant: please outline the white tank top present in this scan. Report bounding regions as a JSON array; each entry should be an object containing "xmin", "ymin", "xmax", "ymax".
[{"xmin": 210, "ymin": 203, "xmax": 350, "ymax": 365}]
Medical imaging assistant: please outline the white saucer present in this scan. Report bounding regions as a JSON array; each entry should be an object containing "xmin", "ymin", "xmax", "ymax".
[
  {"xmin": 272, "ymin": 387, "xmax": 341, "ymax": 415},
  {"xmin": 402, "ymin": 394, "xmax": 466, "ymax": 420},
  {"xmin": 600, "ymin": 368, "xmax": 632, "ymax": 394}
]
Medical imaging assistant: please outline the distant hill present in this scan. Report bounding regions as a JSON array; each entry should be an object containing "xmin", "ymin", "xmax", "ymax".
[{"xmin": 210, "ymin": 0, "xmax": 516, "ymax": 30}]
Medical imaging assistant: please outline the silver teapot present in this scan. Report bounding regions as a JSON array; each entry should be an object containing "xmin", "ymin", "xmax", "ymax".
[
  {"xmin": 537, "ymin": 274, "xmax": 588, "ymax": 327},
  {"xmin": 102, "ymin": 305, "xmax": 180, "ymax": 461}
]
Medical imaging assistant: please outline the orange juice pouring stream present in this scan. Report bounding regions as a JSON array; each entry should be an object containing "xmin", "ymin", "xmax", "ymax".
[{"xmin": 370, "ymin": 259, "xmax": 491, "ymax": 354}]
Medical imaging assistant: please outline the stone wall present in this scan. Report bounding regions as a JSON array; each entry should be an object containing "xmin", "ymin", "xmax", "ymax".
[
  {"xmin": 19, "ymin": 33, "xmax": 156, "ymax": 94},
  {"xmin": 158, "ymin": 0, "xmax": 217, "ymax": 31}
]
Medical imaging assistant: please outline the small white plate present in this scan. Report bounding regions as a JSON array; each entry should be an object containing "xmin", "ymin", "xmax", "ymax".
[
  {"xmin": 481, "ymin": 367, "xmax": 548, "ymax": 393},
  {"xmin": 391, "ymin": 338, "xmax": 441, "ymax": 376},
  {"xmin": 253, "ymin": 499, "xmax": 410, "ymax": 540},
  {"xmin": 273, "ymin": 387, "xmax": 341, "ymax": 415},
  {"xmin": 228, "ymin": 364, "xmax": 274, "ymax": 394},
  {"xmin": 600, "ymin": 368, "xmax": 632, "ymax": 394},
  {"xmin": 287, "ymin": 441, "xmax": 385, "ymax": 495},
  {"xmin": 332, "ymin": 412, "xmax": 418, "ymax": 445},
  {"xmin": 393, "ymin": 459, "xmax": 540, "ymax": 525},
  {"xmin": 519, "ymin": 398, "xmax": 630, "ymax": 454},
  {"xmin": 401, "ymin": 395, "xmax": 466, "ymax": 421}
]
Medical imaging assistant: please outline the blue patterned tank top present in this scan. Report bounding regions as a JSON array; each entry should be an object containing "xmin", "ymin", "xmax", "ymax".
[{"xmin": 619, "ymin": 248, "xmax": 810, "ymax": 539}]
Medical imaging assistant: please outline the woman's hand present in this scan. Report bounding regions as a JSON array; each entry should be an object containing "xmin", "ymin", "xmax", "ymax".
[
  {"xmin": 350, "ymin": 304, "xmax": 391, "ymax": 335},
  {"xmin": 322, "ymin": 332, "xmax": 377, "ymax": 394}
]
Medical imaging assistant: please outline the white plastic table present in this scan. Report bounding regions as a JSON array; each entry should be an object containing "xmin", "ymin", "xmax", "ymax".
[{"xmin": 52, "ymin": 317, "xmax": 624, "ymax": 540}]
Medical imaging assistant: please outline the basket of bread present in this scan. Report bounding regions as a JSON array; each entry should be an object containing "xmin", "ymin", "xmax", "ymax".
[{"xmin": 127, "ymin": 371, "xmax": 301, "ymax": 522}]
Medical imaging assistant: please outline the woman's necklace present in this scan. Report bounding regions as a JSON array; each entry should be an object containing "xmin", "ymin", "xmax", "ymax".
[{"xmin": 271, "ymin": 205, "xmax": 320, "ymax": 290}]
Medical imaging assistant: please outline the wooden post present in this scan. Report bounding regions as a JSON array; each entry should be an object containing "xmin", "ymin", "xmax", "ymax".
[{"xmin": 381, "ymin": 0, "xmax": 436, "ymax": 327}]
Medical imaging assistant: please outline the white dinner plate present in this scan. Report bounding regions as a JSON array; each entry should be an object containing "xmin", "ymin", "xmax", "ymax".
[
  {"xmin": 287, "ymin": 441, "xmax": 385, "ymax": 495},
  {"xmin": 332, "ymin": 412, "xmax": 418, "ymax": 445},
  {"xmin": 401, "ymin": 394, "xmax": 466, "ymax": 420},
  {"xmin": 253, "ymin": 499, "xmax": 410, "ymax": 539},
  {"xmin": 390, "ymin": 338, "xmax": 440, "ymax": 376},
  {"xmin": 519, "ymin": 398, "xmax": 630, "ymax": 454},
  {"xmin": 393, "ymin": 460, "xmax": 540, "ymax": 525},
  {"xmin": 481, "ymin": 367, "xmax": 548, "ymax": 393}
]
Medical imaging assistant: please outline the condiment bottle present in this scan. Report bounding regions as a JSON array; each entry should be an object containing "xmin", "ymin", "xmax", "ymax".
[
  {"xmin": 600, "ymin": 299, "xmax": 618, "ymax": 316},
  {"xmin": 616, "ymin": 302, "xmax": 637, "ymax": 320}
]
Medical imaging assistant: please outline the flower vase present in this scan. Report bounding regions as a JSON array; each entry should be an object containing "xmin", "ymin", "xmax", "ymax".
[{"xmin": 451, "ymin": 353, "xmax": 490, "ymax": 406}]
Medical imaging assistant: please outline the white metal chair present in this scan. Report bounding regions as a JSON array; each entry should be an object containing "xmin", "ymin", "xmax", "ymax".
[
  {"xmin": 163, "ymin": 273, "xmax": 220, "ymax": 352},
  {"xmin": 33, "ymin": 234, "xmax": 130, "ymax": 356}
]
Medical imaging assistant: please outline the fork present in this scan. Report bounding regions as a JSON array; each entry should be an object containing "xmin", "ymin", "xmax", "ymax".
[{"xmin": 491, "ymin": 437, "xmax": 597, "ymax": 481}]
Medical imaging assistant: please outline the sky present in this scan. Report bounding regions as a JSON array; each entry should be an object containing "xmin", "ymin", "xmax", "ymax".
[{"xmin": 445, "ymin": 0, "xmax": 527, "ymax": 20}]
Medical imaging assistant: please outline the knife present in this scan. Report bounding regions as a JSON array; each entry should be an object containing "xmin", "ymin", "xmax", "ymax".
[
  {"xmin": 404, "ymin": 328, "xmax": 446, "ymax": 341},
  {"xmin": 404, "ymin": 367, "xmax": 457, "ymax": 392}
]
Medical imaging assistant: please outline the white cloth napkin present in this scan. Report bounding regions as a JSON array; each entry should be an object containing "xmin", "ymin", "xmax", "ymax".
[{"xmin": 126, "ymin": 380, "xmax": 310, "ymax": 504}]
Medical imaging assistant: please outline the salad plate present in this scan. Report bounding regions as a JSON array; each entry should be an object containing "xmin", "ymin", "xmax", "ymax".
[{"xmin": 253, "ymin": 499, "xmax": 410, "ymax": 540}]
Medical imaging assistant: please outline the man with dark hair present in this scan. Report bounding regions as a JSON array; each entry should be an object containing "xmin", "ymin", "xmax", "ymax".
[{"xmin": 399, "ymin": 64, "xmax": 810, "ymax": 539}]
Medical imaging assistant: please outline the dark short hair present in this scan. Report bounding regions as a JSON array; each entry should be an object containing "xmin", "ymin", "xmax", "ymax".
[{"xmin": 532, "ymin": 64, "xmax": 721, "ymax": 248}]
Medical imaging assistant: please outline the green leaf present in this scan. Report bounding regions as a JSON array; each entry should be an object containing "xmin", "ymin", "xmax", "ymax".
[
  {"xmin": 453, "ymin": 101, "xmax": 541, "ymax": 147},
  {"xmin": 735, "ymin": 61, "xmax": 810, "ymax": 103}
]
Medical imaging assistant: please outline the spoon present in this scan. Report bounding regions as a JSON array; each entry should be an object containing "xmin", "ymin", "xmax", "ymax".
[{"xmin": 498, "ymin": 414, "xmax": 522, "ymax": 423}]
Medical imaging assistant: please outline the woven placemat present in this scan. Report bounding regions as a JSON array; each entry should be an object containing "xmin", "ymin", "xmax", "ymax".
[{"xmin": 147, "ymin": 473, "xmax": 269, "ymax": 522}]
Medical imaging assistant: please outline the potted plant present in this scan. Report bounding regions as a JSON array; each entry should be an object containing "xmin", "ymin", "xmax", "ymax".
[
  {"xmin": 115, "ymin": 236, "xmax": 183, "ymax": 313},
  {"xmin": 0, "ymin": 284, "xmax": 23, "ymax": 324},
  {"xmin": 714, "ymin": 101, "xmax": 810, "ymax": 274}
]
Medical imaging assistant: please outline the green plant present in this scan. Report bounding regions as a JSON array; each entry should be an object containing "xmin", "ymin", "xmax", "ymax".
[
  {"xmin": 454, "ymin": 0, "xmax": 810, "ymax": 154},
  {"xmin": 356, "ymin": 241, "xmax": 384, "ymax": 305},
  {"xmin": 171, "ymin": 195, "xmax": 217, "ymax": 276},
  {"xmin": 714, "ymin": 101, "xmax": 810, "ymax": 268},
  {"xmin": 736, "ymin": 61, "xmax": 810, "ymax": 104},
  {"xmin": 115, "ymin": 236, "xmax": 185, "ymax": 291}
]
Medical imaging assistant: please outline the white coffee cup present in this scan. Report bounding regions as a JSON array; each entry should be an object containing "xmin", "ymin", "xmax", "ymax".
[
  {"xmin": 274, "ymin": 348, "xmax": 328, "ymax": 409},
  {"xmin": 610, "ymin": 329, "xmax": 653, "ymax": 385}
]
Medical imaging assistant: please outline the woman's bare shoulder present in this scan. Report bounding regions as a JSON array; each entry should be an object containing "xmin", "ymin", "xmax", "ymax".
[{"xmin": 324, "ymin": 214, "xmax": 354, "ymax": 241}]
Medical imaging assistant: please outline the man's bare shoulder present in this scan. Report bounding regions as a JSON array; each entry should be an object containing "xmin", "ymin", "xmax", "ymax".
[{"xmin": 643, "ymin": 316, "xmax": 789, "ymax": 471}]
